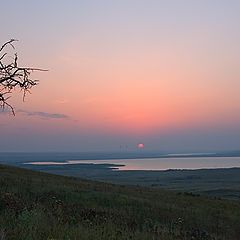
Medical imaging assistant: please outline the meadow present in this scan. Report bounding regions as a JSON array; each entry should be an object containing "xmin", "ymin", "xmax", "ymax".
[
  {"xmin": 22, "ymin": 163, "xmax": 240, "ymax": 201},
  {"xmin": 1, "ymin": 164, "xmax": 240, "ymax": 240}
]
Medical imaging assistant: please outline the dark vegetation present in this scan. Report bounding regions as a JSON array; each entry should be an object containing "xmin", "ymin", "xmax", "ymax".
[{"xmin": 0, "ymin": 164, "xmax": 240, "ymax": 239}]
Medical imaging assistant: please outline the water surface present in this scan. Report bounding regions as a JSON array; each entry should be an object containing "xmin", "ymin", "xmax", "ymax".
[{"xmin": 25, "ymin": 156, "xmax": 240, "ymax": 171}]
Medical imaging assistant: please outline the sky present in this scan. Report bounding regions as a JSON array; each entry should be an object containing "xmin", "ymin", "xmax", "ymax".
[{"xmin": 1, "ymin": 0, "xmax": 240, "ymax": 152}]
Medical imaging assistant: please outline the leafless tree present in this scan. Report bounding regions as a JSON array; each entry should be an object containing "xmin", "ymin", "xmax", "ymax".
[{"xmin": 0, "ymin": 39, "xmax": 46, "ymax": 115}]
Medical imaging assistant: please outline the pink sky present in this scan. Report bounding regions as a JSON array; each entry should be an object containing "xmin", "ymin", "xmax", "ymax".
[{"xmin": 1, "ymin": 1, "xmax": 240, "ymax": 151}]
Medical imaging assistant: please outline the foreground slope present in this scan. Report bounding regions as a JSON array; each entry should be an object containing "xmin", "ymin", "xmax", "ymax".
[{"xmin": 0, "ymin": 164, "xmax": 240, "ymax": 240}]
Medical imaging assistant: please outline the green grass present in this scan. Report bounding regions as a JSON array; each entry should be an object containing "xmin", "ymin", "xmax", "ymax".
[
  {"xmin": 25, "ymin": 164, "xmax": 240, "ymax": 200},
  {"xmin": 1, "ymin": 164, "xmax": 240, "ymax": 240}
]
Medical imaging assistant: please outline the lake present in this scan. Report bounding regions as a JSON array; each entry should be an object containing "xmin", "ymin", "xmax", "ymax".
[{"xmin": 25, "ymin": 156, "xmax": 240, "ymax": 171}]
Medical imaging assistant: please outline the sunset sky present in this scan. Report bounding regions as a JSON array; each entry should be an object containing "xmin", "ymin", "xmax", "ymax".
[{"xmin": 1, "ymin": 0, "xmax": 240, "ymax": 152}]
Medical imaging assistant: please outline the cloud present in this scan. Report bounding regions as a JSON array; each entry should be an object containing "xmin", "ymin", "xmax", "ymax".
[
  {"xmin": 0, "ymin": 109, "xmax": 12, "ymax": 114},
  {"xmin": 18, "ymin": 110, "xmax": 70, "ymax": 119}
]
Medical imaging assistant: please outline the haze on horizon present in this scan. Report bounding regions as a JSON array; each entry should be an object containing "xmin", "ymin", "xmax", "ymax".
[{"xmin": 1, "ymin": 0, "xmax": 240, "ymax": 152}]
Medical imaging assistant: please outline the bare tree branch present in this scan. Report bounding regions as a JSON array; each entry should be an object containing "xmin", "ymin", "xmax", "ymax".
[{"xmin": 0, "ymin": 40, "xmax": 47, "ymax": 115}]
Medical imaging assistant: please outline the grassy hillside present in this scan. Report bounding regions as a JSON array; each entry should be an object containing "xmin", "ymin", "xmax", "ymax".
[
  {"xmin": 25, "ymin": 164, "xmax": 240, "ymax": 200},
  {"xmin": 0, "ymin": 164, "xmax": 240, "ymax": 240}
]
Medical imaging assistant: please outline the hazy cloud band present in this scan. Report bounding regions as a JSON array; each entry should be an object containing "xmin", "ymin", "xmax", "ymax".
[{"xmin": 18, "ymin": 110, "xmax": 69, "ymax": 119}]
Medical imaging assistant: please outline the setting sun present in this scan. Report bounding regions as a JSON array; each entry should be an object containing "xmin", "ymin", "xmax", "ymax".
[{"xmin": 138, "ymin": 143, "xmax": 144, "ymax": 148}]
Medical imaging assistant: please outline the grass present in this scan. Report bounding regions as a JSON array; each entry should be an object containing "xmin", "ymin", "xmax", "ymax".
[
  {"xmin": 1, "ymin": 163, "xmax": 240, "ymax": 239},
  {"xmin": 23, "ymin": 164, "xmax": 240, "ymax": 200}
]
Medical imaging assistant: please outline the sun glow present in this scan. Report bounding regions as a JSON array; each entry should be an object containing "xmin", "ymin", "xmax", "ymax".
[{"xmin": 138, "ymin": 143, "xmax": 144, "ymax": 148}]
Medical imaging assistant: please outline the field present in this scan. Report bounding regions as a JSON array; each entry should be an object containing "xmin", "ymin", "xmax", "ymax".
[
  {"xmin": 21, "ymin": 163, "xmax": 240, "ymax": 201},
  {"xmin": 1, "ymin": 164, "xmax": 240, "ymax": 239}
]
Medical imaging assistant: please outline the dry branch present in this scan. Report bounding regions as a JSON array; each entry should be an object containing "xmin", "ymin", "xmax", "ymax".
[{"xmin": 0, "ymin": 39, "xmax": 46, "ymax": 115}]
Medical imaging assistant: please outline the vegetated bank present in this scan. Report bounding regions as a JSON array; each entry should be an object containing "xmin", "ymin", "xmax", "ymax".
[{"xmin": 0, "ymin": 164, "xmax": 239, "ymax": 240}]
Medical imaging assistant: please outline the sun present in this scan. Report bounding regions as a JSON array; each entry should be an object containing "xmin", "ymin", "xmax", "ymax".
[{"xmin": 138, "ymin": 143, "xmax": 144, "ymax": 148}]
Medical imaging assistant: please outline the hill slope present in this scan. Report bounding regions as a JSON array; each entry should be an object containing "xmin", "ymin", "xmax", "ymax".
[{"xmin": 0, "ymin": 164, "xmax": 240, "ymax": 240}]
